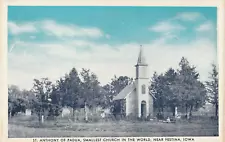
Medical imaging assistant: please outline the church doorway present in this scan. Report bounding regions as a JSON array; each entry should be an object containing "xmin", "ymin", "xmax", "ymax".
[{"xmin": 141, "ymin": 101, "xmax": 147, "ymax": 118}]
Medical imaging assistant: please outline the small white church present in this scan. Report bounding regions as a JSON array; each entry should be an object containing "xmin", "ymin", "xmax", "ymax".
[{"xmin": 113, "ymin": 46, "xmax": 155, "ymax": 118}]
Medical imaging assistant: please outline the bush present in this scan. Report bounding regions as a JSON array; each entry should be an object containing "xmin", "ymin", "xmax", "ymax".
[
  {"xmin": 156, "ymin": 113, "xmax": 164, "ymax": 120},
  {"xmin": 89, "ymin": 113, "xmax": 101, "ymax": 122}
]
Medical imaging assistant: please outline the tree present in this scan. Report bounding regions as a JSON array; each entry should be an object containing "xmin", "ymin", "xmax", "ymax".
[
  {"xmin": 8, "ymin": 85, "xmax": 28, "ymax": 117},
  {"xmin": 151, "ymin": 57, "xmax": 207, "ymax": 119},
  {"xmin": 8, "ymin": 85, "xmax": 20, "ymax": 117},
  {"xmin": 164, "ymin": 68, "xmax": 179, "ymax": 116},
  {"xmin": 206, "ymin": 63, "xmax": 218, "ymax": 118},
  {"xmin": 150, "ymin": 69, "xmax": 178, "ymax": 118},
  {"xmin": 150, "ymin": 72, "xmax": 167, "ymax": 116},
  {"xmin": 79, "ymin": 68, "xmax": 106, "ymax": 121},
  {"xmin": 8, "ymin": 85, "xmax": 21, "ymax": 99},
  {"xmin": 21, "ymin": 89, "xmax": 36, "ymax": 109},
  {"xmin": 47, "ymin": 84, "xmax": 62, "ymax": 119},
  {"xmin": 32, "ymin": 78, "xmax": 53, "ymax": 123},
  {"xmin": 80, "ymin": 68, "xmax": 104, "ymax": 108},
  {"xmin": 171, "ymin": 57, "xmax": 207, "ymax": 118},
  {"xmin": 57, "ymin": 68, "xmax": 82, "ymax": 120},
  {"xmin": 110, "ymin": 76, "xmax": 134, "ymax": 95}
]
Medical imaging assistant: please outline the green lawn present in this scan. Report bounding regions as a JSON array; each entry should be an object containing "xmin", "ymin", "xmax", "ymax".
[{"xmin": 8, "ymin": 116, "xmax": 218, "ymax": 138}]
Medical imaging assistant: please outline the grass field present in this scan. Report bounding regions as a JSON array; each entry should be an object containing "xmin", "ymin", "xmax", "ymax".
[{"xmin": 8, "ymin": 115, "xmax": 218, "ymax": 138}]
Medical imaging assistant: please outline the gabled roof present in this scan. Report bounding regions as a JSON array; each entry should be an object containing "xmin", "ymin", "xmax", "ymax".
[
  {"xmin": 113, "ymin": 82, "xmax": 156, "ymax": 101},
  {"xmin": 151, "ymin": 93, "xmax": 156, "ymax": 99},
  {"xmin": 113, "ymin": 83, "xmax": 136, "ymax": 101}
]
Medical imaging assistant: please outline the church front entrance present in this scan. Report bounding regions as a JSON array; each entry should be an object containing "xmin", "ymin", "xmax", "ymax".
[{"xmin": 141, "ymin": 101, "xmax": 147, "ymax": 118}]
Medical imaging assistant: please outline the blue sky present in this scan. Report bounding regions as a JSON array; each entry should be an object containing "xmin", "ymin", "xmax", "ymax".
[{"xmin": 8, "ymin": 6, "xmax": 217, "ymax": 89}]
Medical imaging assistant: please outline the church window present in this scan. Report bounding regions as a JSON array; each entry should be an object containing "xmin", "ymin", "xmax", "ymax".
[{"xmin": 142, "ymin": 85, "xmax": 146, "ymax": 94}]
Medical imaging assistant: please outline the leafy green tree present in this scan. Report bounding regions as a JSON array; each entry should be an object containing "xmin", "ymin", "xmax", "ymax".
[
  {"xmin": 8, "ymin": 85, "xmax": 21, "ymax": 98},
  {"xmin": 58, "ymin": 68, "xmax": 82, "ymax": 120},
  {"xmin": 171, "ymin": 57, "xmax": 207, "ymax": 118},
  {"xmin": 78, "ymin": 68, "xmax": 106, "ymax": 121},
  {"xmin": 32, "ymin": 78, "xmax": 53, "ymax": 123},
  {"xmin": 206, "ymin": 63, "xmax": 218, "ymax": 118},
  {"xmin": 47, "ymin": 84, "xmax": 62, "ymax": 119},
  {"xmin": 80, "ymin": 68, "xmax": 104, "ymax": 108},
  {"xmin": 164, "ymin": 68, "xmax": 179, "ymax": 116},
  {"xmin": 150, "ymin": 71, "xmax": 178, "ymax": 118},
  {"xmin": 151, "ymin": 57, "xmax": 207, "ymax": 119},
  {"xmin": 110, "ymin": 76, "xmax": 134, "ymax": 95},
  {"xmin": 21, "ymin": 89, "xmax": 35, "ymax": 109},
  {"xmin": 8, "ymin": 85, "xmax": 28, "ymax": 117},
  {"xmin": 150, "ymin": 72, "xmax": 167, "ymax": 116}
]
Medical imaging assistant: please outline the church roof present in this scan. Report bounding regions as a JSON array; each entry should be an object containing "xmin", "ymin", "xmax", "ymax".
[
  {"xmin": 113, "ymin": 83, "xmax": 156, "ymax": 101},
  {"xmin": 113, "ymin": 83, "xmax": 135, "ymax": 101},
  {"xmin": 137, "ymin": 45, "xmax": 147, "ymax": 66}
]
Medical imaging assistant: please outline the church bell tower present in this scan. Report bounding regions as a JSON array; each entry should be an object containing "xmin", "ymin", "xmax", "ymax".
[{"xmin": 135, "ymin": 45, "xmax": 152, "ymax": 118}]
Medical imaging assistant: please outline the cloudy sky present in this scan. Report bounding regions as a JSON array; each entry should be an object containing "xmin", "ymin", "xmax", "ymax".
[{"xmin": 8, "ymin": 6, "xmax": 217, "ymax": 90}]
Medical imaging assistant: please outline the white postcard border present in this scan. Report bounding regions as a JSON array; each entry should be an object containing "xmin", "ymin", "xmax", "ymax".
[{"xmin": 1, "ymin": 0, "xmax": 224, "ymax": 142}]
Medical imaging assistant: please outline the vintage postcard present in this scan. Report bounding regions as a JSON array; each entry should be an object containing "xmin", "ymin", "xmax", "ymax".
[{"xmin": 0, "ymin": 0, "xmax": 224, "ymax": 142}]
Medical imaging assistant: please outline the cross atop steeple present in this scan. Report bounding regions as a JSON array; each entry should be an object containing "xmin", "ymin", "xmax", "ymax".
[{"xmin": 137, "ymin": 45, "xmax": 147, "ymax": 66}]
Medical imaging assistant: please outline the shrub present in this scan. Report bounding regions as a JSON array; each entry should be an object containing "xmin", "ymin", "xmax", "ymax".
[{"xmin": 156, "ymin": 113, "xmax": 164, "ymax": 120}]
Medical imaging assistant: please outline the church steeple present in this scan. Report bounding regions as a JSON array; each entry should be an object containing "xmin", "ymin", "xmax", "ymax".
[
  {"xmin": 135, "ymin": 45, "xmax": 151, "ymax": 118},
  {"xmin": 137, "ymin": 45, "xmax": 147, "ymax": 66},
  {"xmin": 135, "ymin": 45, "xmax": 148, "ymax": 80}
]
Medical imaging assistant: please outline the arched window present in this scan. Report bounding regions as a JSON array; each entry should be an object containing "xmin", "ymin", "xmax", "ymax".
[{"xmin": 142, "ymin": 85, "xmax": 146, "ymax": 94}]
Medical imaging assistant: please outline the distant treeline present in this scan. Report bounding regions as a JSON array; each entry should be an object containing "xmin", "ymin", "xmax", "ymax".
[{"xmin": 8, "ymin": 57, "xmax": 218, "ymax": 122}]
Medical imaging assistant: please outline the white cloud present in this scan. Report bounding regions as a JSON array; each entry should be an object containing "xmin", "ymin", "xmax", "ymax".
[
  {"xmin": 149, "ymin": 21, "xmax": 185, "ymax": 33},
  {"xmin": 8, "ymin": 37, "xmax": 216, "ymax": 90},
  {"xmin": 174, "ymin": 12, "xmax": 203, "ymax": 21},
  {"xmin": 149, "ymin": 12, "xmax": 203, "ymax": 34},
  {"xmin": 8, "ymin": 21, "xmax": 37, "ymax": 35},
  {"xmin": 196, "ymin": 21, "xmax": 214, "ymax": 32},
  {"xmin": 8, "ymin": 20, "xmax": 106, "ymax": 39},
  {"xmin": 41, "ymin": 20, "xmax": 104, "ymax": 38}
]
